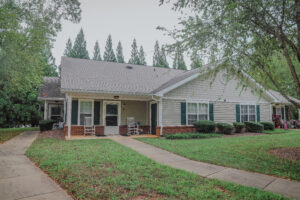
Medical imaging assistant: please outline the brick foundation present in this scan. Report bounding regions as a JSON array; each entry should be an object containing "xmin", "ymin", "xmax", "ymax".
[
  {"xmin": 119, "ymin": 125, "xmax": 150, "ymax": 135},
  {"xmin": 64, "ymin": 125, "xmax": 104, "ymax": 136},
  {"xmin": 159, "ymin": 126, "xmax": 196, "ymax": 135}
]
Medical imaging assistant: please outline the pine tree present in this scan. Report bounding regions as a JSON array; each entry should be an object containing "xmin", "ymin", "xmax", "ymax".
[
  {"xmin": 139, "ymin": 46, "xmax": 147, "ymax": 65},
  {"xmin": 152, "ymin": 41, "xmax": 160, "ymax": 67},
  {"xmin": 159, "ymin": 46, "xmax": 169, "ymax": 68},
  {"xmin": 71, "ymin": 28, "xmax": 89, "ymax": 59},
  {"xmin": 64, "ymin": 38, "xmax": 73, "ymax": 57},
  {"xmin": 103, "ymin": 34, "xmax": 116, "ymax": 62},
  {"xmin": 190, "ymin": 50, "xmax": 202, "ymax": 69},
  {"xmin": 173, "ymin": 46, "xmax": 187, "ymax": 70},
  {"xmin": 92, "ymin": 41, "xmax": 101, "ymax": 61},
  {"xmin": 116, "ymin": 41, "xmax": 124, "ymax": 63},
  {"xmin": 128, "ymin": 38, "xmax": 140, "ymax": 64}
]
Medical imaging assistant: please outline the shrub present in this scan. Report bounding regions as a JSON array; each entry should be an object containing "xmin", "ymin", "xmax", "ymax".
[
  {"xmin": 260, "ymin": 122, "xmax": 275, "ymax": 130},
  {"xmin": 216, "ymin": 123, "xmax": 234, "ymax": 134},
  {"xmin": 165, "ymin": 133, "xmax": 221, "ymax": 140},
  {"xmin": 39, "ymin": 120, "xmax": 54, "ymax": 132},
  {"xmin": 244, "ymin": 121, "xmax": 264, "ymax": 133},
  {"xmin": 193, "ymin": 120, "xmax": 216, "ymax": 133},
  {"xmin": 233, "ymin": 122, "xmax": 245, "ymax": 133}
]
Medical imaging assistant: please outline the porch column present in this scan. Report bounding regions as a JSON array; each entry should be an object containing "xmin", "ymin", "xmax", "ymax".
[
  {"xmin": 44, "ymin": 101, "xmax": 48, "ymax": 120},
  {"xmin": 67, "ymin": 95, "xmax": 72, "ymax": 139},
  {"xmin": 159, "ymin": 99, "xmax": 163, "ymax": 135},
  {"xmin": 63, "ymin": 98, "xmax": 66, "ymax": 122}
]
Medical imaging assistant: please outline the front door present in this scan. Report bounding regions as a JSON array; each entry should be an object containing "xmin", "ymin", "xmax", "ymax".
[
  {"xmin": 151, "ymin": 103, "xmax": 157, "ymax": 134},
  {"xmin": 104, "ymin": 101, "xmax": 120, "ymax": 135}
]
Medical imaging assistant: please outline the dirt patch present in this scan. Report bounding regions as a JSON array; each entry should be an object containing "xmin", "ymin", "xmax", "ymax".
[
  {"xmin": 222, "ymin": 132, "xmax": 264, "ymax": 138},
  {"xmin": 268, "ymin": 147, "xmax": 300, "ymax": 161},
  {"xmin": 38, "ymin": 129, "xmax": 65, "ymax": 140}
]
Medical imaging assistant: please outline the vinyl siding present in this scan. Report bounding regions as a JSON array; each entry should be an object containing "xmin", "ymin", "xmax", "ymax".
[
  {"xmin": 121, "ymin": 100, "xmax": 148, "ymax": 125},
  {"xmin": 260, "ymin": 103, "xmax": 272, "ymax": 122},
  {"xmin": 162, "ymin": 99, "xmax": 181, "ymax": 126}
]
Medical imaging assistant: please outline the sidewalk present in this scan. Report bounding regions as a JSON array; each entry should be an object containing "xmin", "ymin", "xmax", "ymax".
[
  {"xmin": 0, "ymin": 131, "xmax": 72, "ymax": 200},
  {"xmin": 112, "ymin": 137, "xmax": 300, "ymax": 200}
]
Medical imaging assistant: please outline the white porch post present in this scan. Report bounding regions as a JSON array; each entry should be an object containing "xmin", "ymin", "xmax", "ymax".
[
  {"xmin": 159, "ymin": 98, "xmax": 163, "ymax": 135},
  {"xmin": 44, "ymin": 101, "xmax": 48, "ymax": 120},
  {"xmin": 67, "ymin": 95, "xmax": 72, "ymax": 139},
  {"xmin": 63, "ymin": 98, "xmax": 66, "ymax": 123}
]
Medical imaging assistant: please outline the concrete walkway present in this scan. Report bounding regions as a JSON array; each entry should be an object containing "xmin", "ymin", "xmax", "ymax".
[
  {"xmin": 0, "ymin": 131, "xmax": 72, "ymax": 200},
  {"xmin": 112, "ymin": 137, "xmax": 300, "ymax": 200}
]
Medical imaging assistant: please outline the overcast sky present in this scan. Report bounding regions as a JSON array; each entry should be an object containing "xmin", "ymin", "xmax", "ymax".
[{"xmin": 53, "ymin": 0, "xmax": 192, "ymax": 68}]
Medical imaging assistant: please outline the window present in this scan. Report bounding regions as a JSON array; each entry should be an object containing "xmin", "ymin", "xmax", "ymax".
[
  {"xmin": 187, "ymin": 102, "xmax": 208, "ymax": 125},
  {"xmin": 240, "ymin": 104, "xmax": 256, "ymax": 122},
  {"xmin": 79, "ymin": 101, "xmax": 92, "ymax": 125}
]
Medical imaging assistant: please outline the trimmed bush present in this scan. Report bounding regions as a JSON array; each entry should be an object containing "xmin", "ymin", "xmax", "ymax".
[
  {"xmin": 244, "ymin": 121, "xmax": 264, "ymax": 133},
  {"xmin": 39, "ymin": 120, "xmax": 54, "ymax": 132},
  {"xmin": 216, "ymin": 123, "xmax": 234, "ymax": 134},
  {"xmin": 260, "ymin": 122, "xmax": 275, "ymax": 130},
  {"xmin": 233, "ymin": 122, "xmax": 245, "ymax": 133},
  {"xmin": 193, "ymin": 120, "xmax": 216, "ymax": 133},
  {"xmin": 165, "ymin": 133, "xmax": 221, "ymax": 140}
]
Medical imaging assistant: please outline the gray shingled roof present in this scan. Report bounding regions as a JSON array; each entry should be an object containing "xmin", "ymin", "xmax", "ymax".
[
  {"xmin": 269, "ymin": 90, "xmax": 300, "ymax": 104},
  {"xmin": 38, "ymin": 77, "xmax": 65, "ymax": 100},
  {"xmin": 60, "ymin": 57, "xmax": 184, "ymax": 95}
]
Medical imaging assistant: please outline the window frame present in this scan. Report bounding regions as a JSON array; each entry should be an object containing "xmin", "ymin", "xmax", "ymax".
[
  {"xmin": 240, "ymin": 103, "xmax": 257, "ymax": 122},
  {"xmin": 78, "ymin": 99, "xmax": 94, "ymax": 126},
  {"xmin": 186, "ymin": 101, "xmax": 209, "ymax": 125}
]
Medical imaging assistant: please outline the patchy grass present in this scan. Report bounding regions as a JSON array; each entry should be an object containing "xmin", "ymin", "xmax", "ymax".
[
  {"xmin": 26, "ymin": 139, "xmax": 285, "ymax": 200},
  {"xmin": 263, "ymin": 129, "xmax": 289, "ymax": 134},
  {"xmin": 138, "ymin": 131, "xmax": 300, "ymax": 180},
  {"xmin": 164, "ymin": 133, "xmax": 222, "ymax": 140},
  {"xmin": 0, "ymin": 127, "xmax": 39, "ymax": 143}
]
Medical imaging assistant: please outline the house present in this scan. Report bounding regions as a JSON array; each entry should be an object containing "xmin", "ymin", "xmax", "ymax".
[{"xmin": 38, "ymin": 57, "xmax": 300, "ymax": 138}]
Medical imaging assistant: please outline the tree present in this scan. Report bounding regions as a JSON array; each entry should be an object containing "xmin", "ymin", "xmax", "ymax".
[
  {"xmin": 64, "ymin": 38, "xmax": 73, "ymax": 57},
  {"xmin": 159, "ymin": 46, "xmax": 169, "ymax": 68},
  {"xmin": 173, "ymin": 46, "xmax": 187, "ymax": 70},
  {"xmin": 139, "ymin": 46, "xmax": 147, "ymax": 65},
  {"xmin": 71, "ymin": 28, "xmax": 89, "ymax": 59},
  {"xmin": 0, "ymin": 0, "xmax": 81, "ymax": 127},
  {"xmin": 116, "ymin": 41, "xmax": 124, "ymax": 63},
  {"xmin": 103, "ymin": 34, "xmax": 116, "ymax": 62},
  {"xmin": 93, "ymin": 41, "xmax": 101, "ymax": 61},
  {"xmin": 160, "ymin": 0, "xmax": 300, "ymax": 108},
  {"xmin": 128, "ymin": 38, "xmax": 140, "ymax": 64},
  {"xmin": 153, "ymin": 41, "xmax": 161, "ymax": 67},
  {"xmin": 190, "ymin": 50, "xmax": 202, "ymax": 69}
]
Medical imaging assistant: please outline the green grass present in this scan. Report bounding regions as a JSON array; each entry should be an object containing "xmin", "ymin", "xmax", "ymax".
[
  {"xmin": 263, "ymin": 129, "xmax": 289, "ymax": 134},
  {"xmin": 164, "ymin": 133, "xmax": 222, "ymax": 139},
  {"xmin": 25, "ymin": 138, "xmax": 285, "ymax": 200},
  {"xmin": 0, "ymin": 127, "xmax": 39, "ymax": 143},
  {"xmin": 138, "ymin": 131, "xmax": 300, "ymax": 180}
]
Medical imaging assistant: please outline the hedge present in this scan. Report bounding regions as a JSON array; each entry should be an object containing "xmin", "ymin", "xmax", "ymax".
[
  {"xmin": 193, "ymin": 120, "xmax": 216, "ymax": 133},
  {"xmin": 260, "ymin": 122, "xmax": 275, "ymax": 130},
  {"xmin": 39, "ymin": 120, "xmax": 54, "ymax": 132},
  {"xmin": 165, "ymin": 133, "xmax": 221, "ymax": 140},
  {"xmin": 233, "ymin": 122, "xmax": 245, "ymax": 133},
  {"xmin": 216, "ymin": 123, "xmax": 234, "ymax": 134},
  {"xmin": 244, "ymin": 121, "xmax": 264, "ymax": 133}
]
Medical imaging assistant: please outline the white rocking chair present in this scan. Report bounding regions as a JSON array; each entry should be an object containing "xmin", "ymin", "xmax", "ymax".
[
  {"xmin": 84, "ymin": 117, "xmax": 95, "ymax": 136},
  {"xmin": 127, "ymin": 117, "xmax": 143, "ymax": 135}
]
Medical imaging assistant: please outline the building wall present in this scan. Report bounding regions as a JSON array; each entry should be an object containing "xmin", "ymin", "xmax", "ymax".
[{"xmin": 120, "ymin": 100, "xmax": 149, "ymax": 125}]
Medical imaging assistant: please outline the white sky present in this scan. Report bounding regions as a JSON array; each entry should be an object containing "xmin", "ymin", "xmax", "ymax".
[{"xmin": 53, "ymin": 0, "xmax": 192, "ymax": 69}]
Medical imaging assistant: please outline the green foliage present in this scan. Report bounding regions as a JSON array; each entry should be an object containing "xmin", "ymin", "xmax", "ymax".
[
  {"xmin": 128, "ymin": 38, "xmax": 140, "ymax": 64},
  {"xmin": 159, "ymin": 46, "xmax": 169, "ymax": 68},
  {"xmin": 233, "ymin": 122, "xmax": 245, "ymax": 133},
  {"xmin": 64, "ymin": 38, "xmax": 73, "ymax": 57},
  {"xmin": 165, "ymin": 133, "xmax": 221, "ymax": 139},
  {"xmin": 216, "ymin": 123, "xmax": 233, "ymax": 134},
  {"xmin": 0, "ymin": 0, "xmax": 81, "ymax": 127},
  {"xmin": 0, "ymin": 127, "xmax": 39, "ymax": 143},
  {"xmin": 152, "ymin": 41, "xmax": 169, "ymax": 68},
  {"xmin": 260, "ymin": 122, "xmax": 275, "ymax": 131},
  {"xmin": 70, "ymin": 28, "xmax": 89, "ymax": 59},
  {"xmin": 190, "ymin": 50, "xmax": 202, "ymax": 69},
  {"xmin": 103, "ymin": 34, "xmax": 116, "ymax": 62},
  {"xmin": 139, "ymin": 130, "xmax": 300, "ymax": 180},
  {"xmin": 193, "ymin": 120, "xmax": 216, "ymax": 133},
  {"xmin": 116, "ymin": 41, "xmax": 124, "ymax": 63},
  {"xmin": 245, "ymin": 121, "xmax": 264, "ymax": 133},
  {"xmin": 173, "ymin": 46, "xmax": 186, "ymax": 70},
  {"xmin": 139, "ymin": 46, "xmax": 147, "ymax": 65},
  {"xmin": 26, "ymin": 138, "xmax": 285, "ymax": 199},
  {"xmin": 39, "ymin": 120, "xmax": 54, "ymax": 132},
  {"xmin": 92, "ymin": 41, "xmax": 101, "ymax": 61}
]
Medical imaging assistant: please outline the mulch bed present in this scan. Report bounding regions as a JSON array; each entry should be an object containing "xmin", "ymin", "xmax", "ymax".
[
  {"xmin": 222, "ymin": 132, "xmax": 264, "ymax": 138},
  {"xmin": 38, "ymin": 129, "xmax": 65, "ymax": 140},
  {"xmin": 268, "ymin": 147, "xmax": 300, "ymax": 161}
]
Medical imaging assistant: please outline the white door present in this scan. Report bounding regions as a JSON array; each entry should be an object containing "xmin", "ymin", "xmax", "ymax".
[{"xmin": 103, "ymin": 101, "xmax": 120, "ymax": 135}]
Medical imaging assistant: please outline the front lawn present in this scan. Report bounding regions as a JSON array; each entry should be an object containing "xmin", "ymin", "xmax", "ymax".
[
  {"xmin": 138, "ymin": 131, "xmax": 300, "ymax": 180},
  {"xmin": 26, "ymin": 138, "xmax": 285, "ymax": 200},
  {"xmin": 263, "ymin": 129, "xmax": 289, "ymax": 134},
  {"xmin": 0, "ymin": 127, "xmax": 39, "ymax": 143}
]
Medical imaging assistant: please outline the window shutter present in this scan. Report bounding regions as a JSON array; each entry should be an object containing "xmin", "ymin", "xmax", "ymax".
[
  {"xmin": 285, "ymin": 106, "xmax": 289, "ymax": 120},
  {"xmin": 94, "ymin": 101, "xmax": 100, "ymax": 125},
  {"xmin": 71, "ymin": 100, "xmax": 78, "ymax": 125},
  {"xmin": 209, "ymin": 103, "xmax": 214, "ymax": 121},
  {"xmin": 236, "ymin": 104, "xmax": 240, "ymax": 122},
  {"xmin": 256, "ymin": 105, "xmax": 260, "ymax": 122},
  {"xmin": 181, "ymin": 102, "xmax": 186, "ymax": 125}
]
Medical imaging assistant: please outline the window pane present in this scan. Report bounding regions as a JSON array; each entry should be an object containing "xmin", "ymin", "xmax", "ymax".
[
  {"xmin": 241, "ymin": 105, "xmax": 248, "ymax": 114},
  {"xmin": 80, "ymin": 101, "xmax": 92, "ymax": 114},
  {"xmin": 51, "ymin": 107, "xmax": 60, "ymax": 115},
  {"xmin": 188, "ymin": 114, "xmax": 197, "ymax": 125},
  {"xmin": 249, "ymin": 105, "xmax": 255, "ymax": 115},
  {"xmin": 106, "ymin": 104, "xmax": 118, "ymax": 115},
  {"xmin": 188, "ymin": 103, "xmax": 197, "ymax": 114},
  {"xmin": 80, "ymin": 114, "xmax": 92, "ymax": 125},
  {"xmin": 241, "ymin": 115, "xmax": 248, "ymax": 122},
  {"xmin": 198, "ymin": 104, "xmax": 208, "ymax": 114},
  {"xmin": 198, "ymin": 114, "xmax": 207, "ymax": 120},
  {"xmin": 249, "ymin": 115, "xmax": 255, "ymax": 122}
]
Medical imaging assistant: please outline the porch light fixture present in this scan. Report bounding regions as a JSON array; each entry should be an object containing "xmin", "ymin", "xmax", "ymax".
[{"xmin": 114, "ymin": 96, "xmax": 119, "ymax": 99}]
